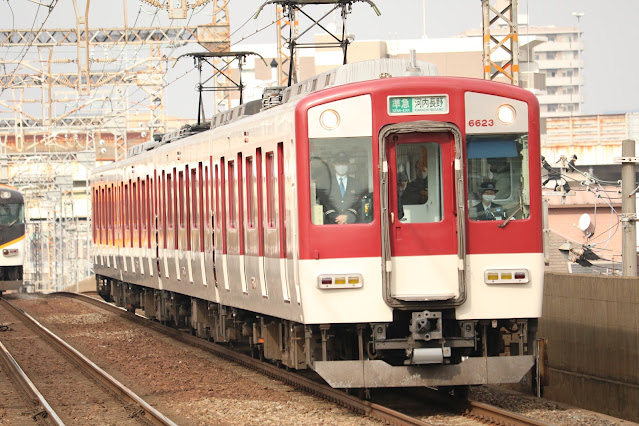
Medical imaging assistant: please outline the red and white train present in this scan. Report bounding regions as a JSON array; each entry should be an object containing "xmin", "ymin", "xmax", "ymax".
[{"xmin": 91, "ymin": 59, "xmax": 543, "ymax": 391}]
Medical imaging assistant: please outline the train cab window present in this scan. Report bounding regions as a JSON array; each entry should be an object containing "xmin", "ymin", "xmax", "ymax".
[
  {"xmin": 309, "ymin": 137, "xmax": 374, "ymax": 225},
  {"xmin": 395, "ymin": 143, "xmax": 443, "ymax": 224},
  {"xmin": 466, "ymin": 134, "xmax": 530, "ymax": 222}
]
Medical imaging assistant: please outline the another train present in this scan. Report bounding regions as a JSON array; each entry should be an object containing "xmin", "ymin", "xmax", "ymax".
[
  {"xmin": 91, "ymin": 59, "xmax": 543, "ymax": 391},
  {"xmin": 0, "ymin": 184, "xmax": 25, "ymax": 295}
]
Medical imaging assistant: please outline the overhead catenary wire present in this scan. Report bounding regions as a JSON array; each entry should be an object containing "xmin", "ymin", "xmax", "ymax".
[{"xmin": 0, "ymin": 0, "xmax": 59, "ymax": 96}]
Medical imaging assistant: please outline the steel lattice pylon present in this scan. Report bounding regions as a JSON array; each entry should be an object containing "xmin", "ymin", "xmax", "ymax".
[{"xmin": 482, "ymin": 0, "xmax": 519, "ymax": 85}]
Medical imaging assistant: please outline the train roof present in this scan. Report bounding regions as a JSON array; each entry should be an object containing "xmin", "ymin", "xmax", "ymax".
[{"xmin": 123, "ymin": 58, "xmax": 438, "ymax": 158}]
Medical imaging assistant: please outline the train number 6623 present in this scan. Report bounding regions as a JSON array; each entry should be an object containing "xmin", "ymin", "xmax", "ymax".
[{"xmin": 468, "ymin": 119, "xmax": 494, "ymax": 127}]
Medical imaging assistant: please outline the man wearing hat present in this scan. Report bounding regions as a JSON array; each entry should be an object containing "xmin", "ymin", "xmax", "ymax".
[
  {"xmin": 317, "ymin": 152, "xmax": 364, "ymax": 224},
  {"xmin": 474, "ymin": 181, "xmax": 507, "ymax": 221}
]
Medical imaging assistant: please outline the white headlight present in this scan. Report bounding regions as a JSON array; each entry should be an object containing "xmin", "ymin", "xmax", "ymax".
[
  {"xmin": 1, "ymin": 191, "xmax": 10, "ymax": 199},
  {"xmin": 319, "ymin": 109, "xmax": 340, "ymax": 130},
  {"xmin": 497, "ymin": 104, "xmax": 516, "ymax": 124}
]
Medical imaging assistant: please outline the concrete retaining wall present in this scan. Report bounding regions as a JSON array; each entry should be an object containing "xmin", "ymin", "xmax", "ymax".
[{"xmin": 540, "ymin": 272, "xmax": 639, "ymax": 422}]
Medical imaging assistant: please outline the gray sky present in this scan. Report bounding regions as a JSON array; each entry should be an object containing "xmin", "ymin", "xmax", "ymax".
[{"xmin": 1, "ymin": 0, "xmax": 638, "ymax": 116}]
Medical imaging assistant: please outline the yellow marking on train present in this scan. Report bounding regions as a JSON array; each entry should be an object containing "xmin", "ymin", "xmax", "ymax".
[{"xmin": 0, "ymin": 235, "xmax": 25, "ymax": 250}]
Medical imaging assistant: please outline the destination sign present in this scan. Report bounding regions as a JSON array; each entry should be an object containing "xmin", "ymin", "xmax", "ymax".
[{"xmin": 388, "ymin": 95, "xmax": 449, "ymax": 115}]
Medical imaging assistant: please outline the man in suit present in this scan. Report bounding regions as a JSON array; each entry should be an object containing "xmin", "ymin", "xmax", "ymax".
[
  {"xmin": 474, "ymin": 181, "xmax": 507, "ymax": 221},
  {"xmin": 317, "ymin": 152, "xmax": 364, "ymax": 224}
]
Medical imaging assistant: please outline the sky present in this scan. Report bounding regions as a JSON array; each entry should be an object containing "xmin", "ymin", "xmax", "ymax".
[{"xmin": 1, "ymin": 0, "xmax": 638, "ymax": 116}]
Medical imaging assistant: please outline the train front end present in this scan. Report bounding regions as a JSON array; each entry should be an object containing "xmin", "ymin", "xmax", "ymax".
[
  {"xmin": 0, "ymin": 185, "xmax": 25, "ymax": 294},
  {"xmin": 295, "ymin": 65, "xmax": 543, "ymax": 389}
]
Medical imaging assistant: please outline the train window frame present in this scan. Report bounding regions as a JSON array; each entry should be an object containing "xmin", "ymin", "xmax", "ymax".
[
  {"xmin": 141, "ymin": 178, "xmax": 147, "ymax": 232},
  {"xmin": 191, "ymin": 167, "xmax": 199, "ymax": 230},
  {"xmin": 395, "ymin": 142, "xmax": 444, "ymax": 224},
  {"xmin": 309, "ymin": 136, "xmax": 374, "ymax": 226},
  {"xmin": 166, "ymin": 173, "xmax": 173, "ymax": 229},
  {"xmin": 179, "ymin": 169, "xmax": 186, "ymax": 230},
  {"xmin": 228, "ymin": 160, "xmax": 237, "ymax": 229},
  {"xmin": 204, "ymin": 163, "xmax": 211, "ymax": 230},
  {"xmin": 246, "ymin": 155, "xmax": 255, "ymax": 229},
  {"xmin": 466, "ymin": 133, "xmax": 530, "ymax": 222},
  {"xmin": 265, "ymin": 151, "xmax": 276, "ymax": 229}
]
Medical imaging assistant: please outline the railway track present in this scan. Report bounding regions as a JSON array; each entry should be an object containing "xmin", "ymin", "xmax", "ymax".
[
  {"xmin": 0, "ymin": 297, "xmax": 176, "ymax": 426},
  {"xmin": 0, "ymin": 339, "xmax": 63, "ymax": 425},
  {"xmin": 61, "ymin": 292, "xmax": 549, "ymax": 426}
]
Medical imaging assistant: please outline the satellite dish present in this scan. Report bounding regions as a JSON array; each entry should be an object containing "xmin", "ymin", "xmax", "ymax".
[{"xmin": 578, "ymin": 213, "xmax": 594, "ymax": 238}]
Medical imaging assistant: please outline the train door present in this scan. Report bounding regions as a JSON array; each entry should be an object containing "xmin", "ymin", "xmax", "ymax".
[
  {"xmin": 262, "ymin": 144, "xmax": 290, "ymax": 301},
  {"xmin": 380, "ymin": 123, "xmax": 466, "ymax": 304}
]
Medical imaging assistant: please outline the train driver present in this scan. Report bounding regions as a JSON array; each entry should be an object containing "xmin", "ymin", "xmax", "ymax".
[
  {"xmin": 318, "ymin": 151, "xmax": 364, "ymax": 224},
  {"xmin": 474, "ymin": 181, "xmax": 507, "ymax": 221}
]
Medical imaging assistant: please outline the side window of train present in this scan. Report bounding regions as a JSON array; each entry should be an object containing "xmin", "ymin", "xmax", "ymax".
[
  {"xmin": 466, "ymin": 134, "xmax": 530, "ymax": 221},
  {"xmin": 309, "ymin": 136, "xmax": 374, "ymax": 225},
  {"xmin": 395, "ymin": 143, "xmax": 443, "ymax": 224}
]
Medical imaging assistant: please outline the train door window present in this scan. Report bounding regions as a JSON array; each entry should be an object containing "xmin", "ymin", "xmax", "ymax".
[
  {"xmin": 197, "ymin": 163, "xmax": 204, "ymax": 248},
  {"xmin": 246, "ymin": 156, "xmax": 255, "ymax": 229},
  {"xmin": 256, "ymin": 149, "xmax": 264, "ymax": 255},
  {"xmin": 173, "ymin": 169, "xmax": 178, "ymax": 249},
  {"xmin": 132, "ymin": 180, "xmax": 137, "ymax": 233},
  {"xmin": 163, "ymin": 171, "xmax": 169, "ymax": 248},
  {"xmin": 466, "ymin": 134, "xmax": 529, "ymax": 221},
  {"xmin": 204, "ymin": 163, "xmax": 210, "ymax": 230},
  {"xmin": 141, "ymin": 179, "xmax": 147, "ymax": 248},
  {"xmin": 309, "ymin": 137, "xmax": 374, "ymax": 225},
  {"xmin": 124, "ymin": 182, "xmax": 130, "ymax": 246},
  {"xmin": 395, "ymin": 142, "xmax": 443, "ymax": 224},
  {"xmin": 215, "ymin": 164, "xmax": 221, "ymax": 230},
  {"xmin": 228, "ymin": 160, "xmax": 236, "ymax": 228},
  {"xmin": 166, "ymin": 173, "xmax": 173, "ymax": 228},
  {"xmin": 147, "ymin": 176, "xmax": 152, "ymax": 248},
  {"xmin": 108, "ymin": 186, "xmax": 113, "ymax": 245},
  {"xmin": 237, "ymin": 153, "xmax": 244, "ymax": 253},
  {"xmin": 92, "ymin": 189, "xmax": 97, "ymax": 242},
  {"xmin": 179, "ymin": 170, "xmax": 185, "ymax": 229},
  {"xmin": 277, "ymin": 143, "xmax": 286, "ymax": 255},
  {"xmin": 265, "ymin": 152, "xmax": 275, "ymax": 228},
  {"xmin": 102, "ymin": 187, "xmax": 108, "ymax": 245},
  {"xmin": 191, "ymin": 167, "xmax": 198, "ymax": 230}
]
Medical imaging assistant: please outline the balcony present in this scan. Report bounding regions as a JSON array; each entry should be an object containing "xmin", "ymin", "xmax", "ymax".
[
  {"xmin": 537, "ymin": 94, "xmax": 580, "ymax": 104},
  {"xmin": 537, "ymin": 59, "xmax": 582, "ymax": 70},
  {"xmin": 545, "ymin": 76, "xmax": 580, "ymax": 86},
  {"xmin": 535, "ymin": 41, "xmax": 583, "ymax": 52}
]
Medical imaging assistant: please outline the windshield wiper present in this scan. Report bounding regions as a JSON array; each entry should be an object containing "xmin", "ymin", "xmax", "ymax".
[
  {"xmin": 7, "ymin": 218, "xmax": 18, "ymax": 227},
  {"xmin": 498, "ymin": 204, "xmax": 523, "ymax": 229}
]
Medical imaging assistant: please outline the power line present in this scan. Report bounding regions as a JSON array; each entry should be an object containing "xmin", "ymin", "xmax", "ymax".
[{"xmin": 0, "ymin": 0, "xmax": 59, "ymax": 96}]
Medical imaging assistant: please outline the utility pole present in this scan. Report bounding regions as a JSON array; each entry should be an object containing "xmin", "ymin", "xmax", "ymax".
[{"xmin": 621, "ymin": 139, "xmax": 637, "ymax": 276}]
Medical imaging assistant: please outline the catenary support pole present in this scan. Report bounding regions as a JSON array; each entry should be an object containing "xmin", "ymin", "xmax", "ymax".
[{"xmin": 621, "ymin": 139, "xmax": 637, "ymax": 276}]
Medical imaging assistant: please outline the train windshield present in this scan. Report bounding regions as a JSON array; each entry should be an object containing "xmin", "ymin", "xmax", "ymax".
[
  {"xmin": 0, "ymin": 203, "xmax": 24, "ymax": 225},
  {"xmin": 466, "ymin": 133, "xmax": 530, "ymax": 222},
  {"xmin": 309, "ymin": 137, "xmax": 374, "ymax": 225}
]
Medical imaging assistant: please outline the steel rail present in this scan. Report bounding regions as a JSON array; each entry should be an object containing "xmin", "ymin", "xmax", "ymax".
[
  {"xmin": 0, "ymin": 339, "xmax": 64, "ymax": 425},
  {"xmin": 0, "ymin": 298, "xmax": 177, "ymax": 426},
  {"xmin": 465, "ymin": 400, "xmax": 552, "ymax": 426},
  {"xmin": 416, "ymin": 386, "xmax": 552, "ymax": 426},
  {"xmin": 60, "ymin": 292, "xmax": 433, "ymax": 426}
]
